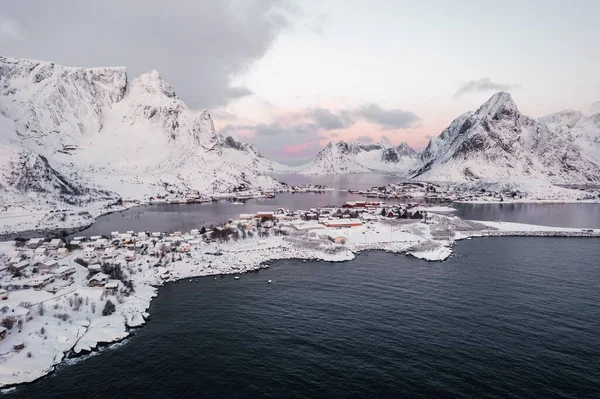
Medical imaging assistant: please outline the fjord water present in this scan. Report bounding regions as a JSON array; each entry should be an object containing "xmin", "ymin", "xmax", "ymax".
[
  {"xmin": 8, "ymin": 237, "xmax": 600, "ymax": 398},
  {"xmin": 76, "ymin": 194, "xmax": 600, "ymax": 238}
]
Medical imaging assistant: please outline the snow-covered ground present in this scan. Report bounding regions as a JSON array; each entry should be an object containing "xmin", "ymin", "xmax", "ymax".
[{"xmin": 0, "ymin": 211, "xmax": 598, "ymax": 388}]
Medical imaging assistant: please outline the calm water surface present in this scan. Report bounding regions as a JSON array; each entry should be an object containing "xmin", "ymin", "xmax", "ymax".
[{"xmin": 7, "ymin": 238, "xmax": 600, "ymax": 398}]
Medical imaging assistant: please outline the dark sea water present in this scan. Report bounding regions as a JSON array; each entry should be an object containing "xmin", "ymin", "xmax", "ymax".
[{"xmin": 7, "ymin": 238, "xmax": 600, "ymax": 398}]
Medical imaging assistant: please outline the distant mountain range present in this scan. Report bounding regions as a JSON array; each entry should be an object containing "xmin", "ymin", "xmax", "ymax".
[
  {"xmin": 410, "ymin": 92, "xmax": 600, "ymax": 183},
  {"xmin": 297, "ymin": 92, "xmax": 600, "ymax": 183},
  {"xmin": 2, "ymin": 55, "xmax": 599, "ymax": 225},
  {"xmin": 295, "ymin": 140, "xmax": 418, "ymax": 174}
]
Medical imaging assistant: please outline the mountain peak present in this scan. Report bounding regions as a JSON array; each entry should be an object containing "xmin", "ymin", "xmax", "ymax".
[
  {"xmin": 475, "ymin": 92, "xmax": 519, "ymax": 120},
  {"xmin": 129, "ymin": 70, "xmax": 177, "ymax": 99}
]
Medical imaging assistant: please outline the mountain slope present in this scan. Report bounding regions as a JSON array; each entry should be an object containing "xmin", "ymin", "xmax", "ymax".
[
  {"xmin": 0, "ymin": 56, "xmax": 284, "ymax": 233},
  {"xmin": 410, "ymin": 93, "xmax": 600, "ymax": 183},
  {"xmin": 298, "ymin": 140, "xmax": 417, "ymax": 174}
]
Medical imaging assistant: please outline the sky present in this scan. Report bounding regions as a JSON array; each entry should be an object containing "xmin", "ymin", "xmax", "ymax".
[{"xmin": 1, "ymin": 0, "xmax": 599, "ymax": 165}]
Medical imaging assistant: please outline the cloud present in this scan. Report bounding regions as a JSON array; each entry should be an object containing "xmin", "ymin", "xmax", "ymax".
[
  {"xmin": 454, "ymin": 77, "xmax": 521, "ymax": 98},
  {"xmin": 356, "ymin": 104, "xmax": 420, "ymax": 130},
  {"xmin": 379, "ymin": 135, "xmax": 391, "ymax": 145},
  {"xmin": 1, "ymin": 0, "xmax": 299, "ymax": 109},
  {"xmin": 590, "ymin": 101, "xmax": 600, "ymax": 114},
  {"xmin": 218, "ymin": 122, "xmax": 325, "ymax": 164},
  {"xmin": 355, "ymin": 135, "xmax": 374, "ymax": 144},
  {"xmin": 0, "ymin": 16, "xmax": 21, "ymax": 41},
  {"xmin": 306, "ymin": 107, "xmax": 355, "ymax": 130}
]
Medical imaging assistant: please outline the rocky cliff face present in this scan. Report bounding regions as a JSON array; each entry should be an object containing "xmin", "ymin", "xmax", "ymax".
[
  {"xmin": 410, "ymin": 92, "xmax": 600, "ymax": 183},
  {"xmin": 0, "ymin": 57, "xmax": 282, "ymax": 218}
]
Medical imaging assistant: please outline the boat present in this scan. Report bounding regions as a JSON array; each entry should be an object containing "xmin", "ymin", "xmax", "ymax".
[
  {"xmin": 231, "ymin": 201, "xmax": 244, "ymax": 205},
  {"xmin": 234, "ymin": 276, "xmax": 240, "ymax": 280},
  {"xmin": 268, "ymin": 280, "xmax": 272, "ymax": 284}
]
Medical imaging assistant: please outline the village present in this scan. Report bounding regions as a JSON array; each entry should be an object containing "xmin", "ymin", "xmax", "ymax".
[
  {"xmin": 350, "ymin": 181, "xmax": 600, "ymax": 203},
  {"xmin": 0, "ymin": 200, "xmax": 599, "ymax": 388}
]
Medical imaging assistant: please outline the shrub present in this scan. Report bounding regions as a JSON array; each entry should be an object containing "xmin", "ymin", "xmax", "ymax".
[
  {"xmin": 18, "ymin": 301, "xmax": 32, "ymax": 309},
  {"xmin": 74, "ymin": 257, "xmax": 89, "ymax": 267},
  {"xmin": 1, "ymin": 306, "xmax": 9, "ymax": 314},
  {"xmin": 54, "ymin": 313, "xmax": 70, "ymax": 321},
  {"xmin": 1, "ymin": 316, "xmax": 17, "ymax": 329},
  {"xmin": 37, "ymin": 303, "xmax": 45, "ymax": 316},
  {"xmin": 102, "ymin": 300, "xmax": 116, "ymax": 316}
]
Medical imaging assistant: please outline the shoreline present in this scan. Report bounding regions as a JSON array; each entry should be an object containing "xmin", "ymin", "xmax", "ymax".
[
  {"xmin": 0, "ymin": 214, "xmax": 599, "ymax": 388},
  {"xmin": 3, "ymin": 197, "xmax": 600, "ymax": 241},
  {"xmin": 0, "ymin": 225, "xmax": 600, "ymax": 391}
]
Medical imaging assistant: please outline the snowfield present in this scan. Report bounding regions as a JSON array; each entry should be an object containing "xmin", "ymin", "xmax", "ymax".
[
  {"xmin": 0, "ymin": 56, "xmax": 286, "ymax": 235},
  {"xmin": 0, "ymin": 212, "xmax": 598, "ymax": 388}
]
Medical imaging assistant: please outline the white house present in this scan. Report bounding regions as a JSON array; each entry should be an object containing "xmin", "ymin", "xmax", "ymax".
[
  {"xmin": 30, "ymin": 274, "xmax": 55, "ymax": 290},
  {"xmin": 84, "ymin": 247, "xmax": 95, "ymax": 261},
  {"xmin": 34, "ymin": 247, "xmax": 48, "ymax": 256},
  {"xmin": 56, "ymin": 247, "xmax": 69, "ymax": 258},
  {"xmin": 40, "ymin": 259, "xmax": 58, "ymax": 271},
  {"xmin": 190, "ymin": 229, "xmax": 199, "ymax": 236},
  {"xmin": 69, "ymin": 240, "xmax": 81, "ymax": 247},
  {"xmin": 26, "ymin": 238, "xmax": 43, "ymax": 249},
  {"xmin": 47, "ymin": 238, "xmax": 64, "ymax": 250},
  {"xmin": 53, "ymin": 265, "xmax": 76, "ymax": 278},
  {"xmin": 179, "ymin": 242, "xmax": 191, "ymax": 252},
  {"xmin": 102, "ymin": 247, "xmax": 116, "ymax": 260},
  {"xmin": 89, "ymin": 272, "xmax": 110, "ymax": 287},
  {"xmin": 88, "ymin": 263, "xmax": 102, "ymax": 273},
  {"xmin": 125, "ymin": 250, "xmax": 136, "ymax": 262},
  {"xmin": 94, "ymin": 239, "xmax": 109, "ymax": 249},
  {"xmin": 110, "ymin": 231, "xmax": 120, "ymax": 237}
]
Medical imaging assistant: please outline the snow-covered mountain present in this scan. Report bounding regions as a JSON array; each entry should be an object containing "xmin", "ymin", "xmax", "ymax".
[
  {"xmin": 0, "ymin": 56, "xmax": 284, "ymax": 232},
  {"xmin": 410, "ymin": 92, "xmax": 600, "ymax": 183},
  {"xmin": 298, "ymin": 140, "xmax": 417, "ymax": 174}
]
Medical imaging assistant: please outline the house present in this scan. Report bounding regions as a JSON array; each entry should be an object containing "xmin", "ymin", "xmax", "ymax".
[
  {"xmin": 84, "ymin": 247, "xmax": 96, "ymax": 261},
  {"xmin": 256, "ymin": 211, "xmax": 274, "ymax": 220},
  {"xmin": 179, "ymin": 242, "xmax": 191, "ymax": 253},
  {"xmin": 188, "ymin": 239, "xmax": 201, "ymax": 247},
  {"xmin": 26, "ymin": 238, "xmax": 43, "ymax": 249},
  {"xmin": 47, "ymin": 238, "xmax": 64, "ymax": 250},
  {"xmin": 11, "ymin": 307, "xmax": 32, "ymax": 323},
  {"xmin": 33, "ymin": 255, "xmax": 46, "ymax": 266},
  {"xmin": 73, "ymin": 236, "xmax": 86, "ymax": 241},
  {"xmin": 7, "ymin": 257, "xmax": 20, "ymax": 266},
  {"xmin": 320, "ymin": 219, "xmax": 363, "ymax": 228},
  {"xmin": 53, "ymin": 265, "xmax": 76, "ymax": 278},
  {"xmin": 9, "ymin": 260, "xmax": 30, "ymax": 273},
  {"xmin": 88, "ymin": 272, "xmax": 110, "ymax": 287},
  {"xmin": 239, "ymin": 213, "xmax": 256, "ymax": 220},
  {"xmin": 94, "ymin": 239, "xmax": 109, "ymax": 249},
  {"xmin": 40, "ymin": 259, "xmax": 58, "ymax": 272},
  {"xmin": 30, "ymin": 275, "xmax": 56, "ymax": 290},
  {"xmin": 125, "ymin": 250, "xmax": 136, "ymax": 262},
  {"xmin": 137, "ymin": 232, "xmax": 147, "ymax": 239},
  {"xmin": 90, "ymin": 235, "xmax": 102, "ymax": 241},
  {"xmin": 56, "ymin": 247, "xmax": 69, "ymax": 258},
  {"xmin": 34, "ymin": 247, "xmax": 48, "ymax": 256},
  {"xmin": 190, "ymin": 229, "xmax": 199, "ymax": 236},
  {"xmin": 110, "ymin": 231, "xmax": 120, "ymax": 237},
  {"xmin": 0, "ymin": 326, "xmax": 6, "ymax": 341},
  {"xmin": 151, "ymin": 232, "xmax": 162, "ymax": 238},
  {"xmin": 104, "ymin": 281, "xmax": 119, "ymax": 295},
  {"xmin": 173, "ymin": 231, "xmax": 182, "ymax": 237},
  {"xmin": 88, "ymin": 263, "xmax": 102, "ymax": 273},
  {"xmin": 333, "ymin": 236, "xmax": 347, "ymax": 244},
  {"xmin": 69, "ymin": 240, "xmax": 81, "ymax": 247},
  {"xmin": 102, "ymin": 247, "xmax": 116, "ymax": 260}
]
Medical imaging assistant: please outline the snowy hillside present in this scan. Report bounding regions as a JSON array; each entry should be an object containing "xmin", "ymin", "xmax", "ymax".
[
  {"xmin": 0, "ymin": 56, "xmax": 283, "ymax": 233},
  {"xmin": 410, "ymin": 92, "xmax": 600, "ymax": 183},
  {"xmin": 298, "ymin": 140, "xmax": 417, "ymax": 174}
]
